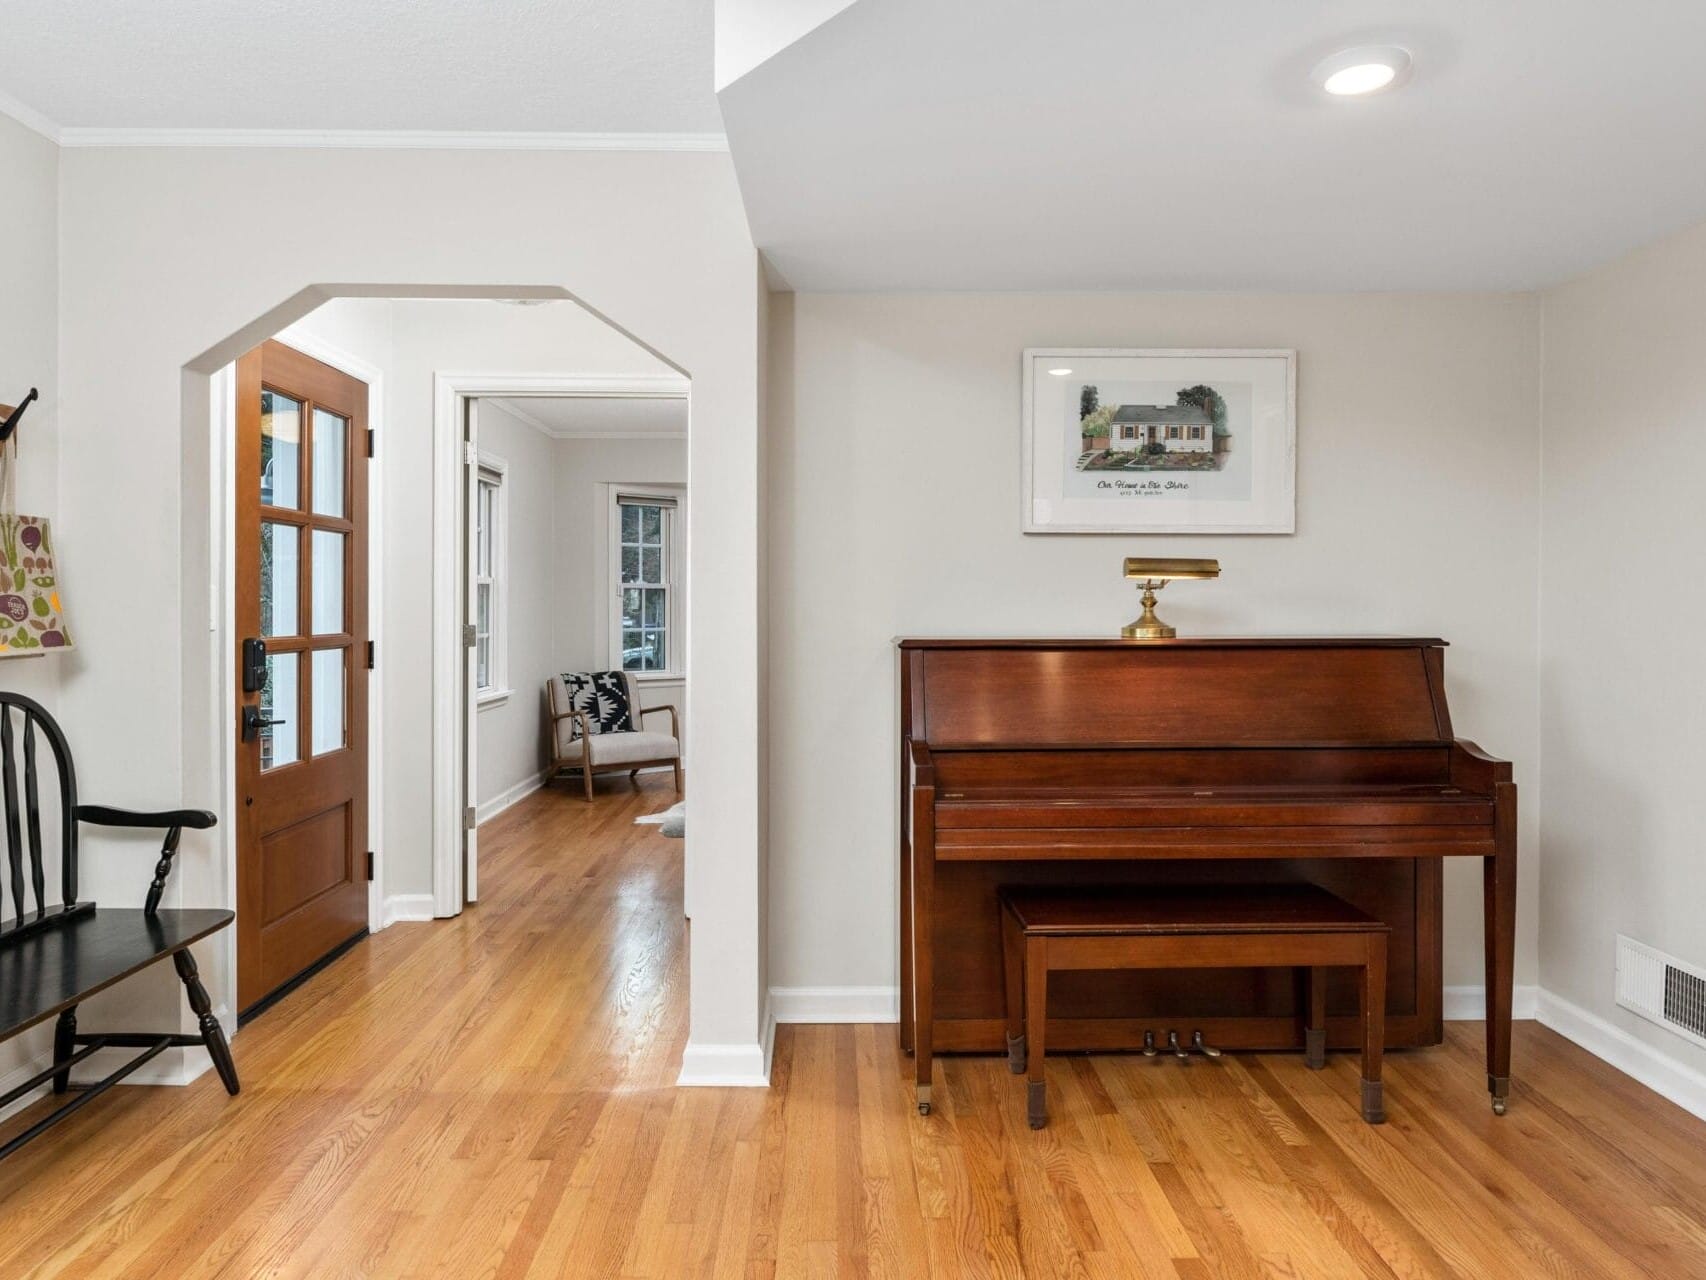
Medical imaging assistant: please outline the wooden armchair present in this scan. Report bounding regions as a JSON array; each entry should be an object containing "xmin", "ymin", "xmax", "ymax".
[{"xmin": 547, "ymin": 673, "xmax": 682, "ymax": 800}]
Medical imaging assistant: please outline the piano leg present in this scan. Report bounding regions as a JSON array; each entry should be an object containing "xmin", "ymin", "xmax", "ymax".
[
  {"xmin": 1485, "ymin": 781, "xmax": 1518, "ymax": 1115},
  {"xmin": 1360, "ymin": 934, "xmax": 1387, "ymax": 1124},
  {"xmin": 912, "ymin": 789, "xmax": 935, "ymax": 1115}
]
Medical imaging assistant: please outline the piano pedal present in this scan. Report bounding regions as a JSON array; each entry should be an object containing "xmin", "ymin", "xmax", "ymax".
[
  {"xmin": 1191, "ymin": 1030, "xmax": 1222, "ymax": 1059},
  {"xmin": 1167, "ymin": 1030, "xmax": 1189, "ymax": 1060},
  {"xmin": 1142, "ymin": 1030, "xmax": 1158, "ymax": 1058}
]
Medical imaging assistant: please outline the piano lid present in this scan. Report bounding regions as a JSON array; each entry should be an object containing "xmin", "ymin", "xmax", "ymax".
[
  {"xmin": 901, "ymin": 637, "xmax": 1452, "ymax": 747},
  {"xmin": 898, "ymin": 637, "xmax": 1447, "ymax": 649}
]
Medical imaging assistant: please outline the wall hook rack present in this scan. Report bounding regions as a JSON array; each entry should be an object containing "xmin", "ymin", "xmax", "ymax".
[{"xmin": 0, "ymin": 388, "xmax": 39, "ymax": 444}]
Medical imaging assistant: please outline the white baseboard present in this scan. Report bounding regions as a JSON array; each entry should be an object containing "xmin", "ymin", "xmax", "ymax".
[
  {"xmin": 0, "ymin": 1027, "xmax": 222, "ymax": 1124},
  {"xmin": 1443, "ymin": 984, "xmax": 1539, "ymax": 1021},
  {"xmin": 476, "ymin": 773, "xmax": 546, "ymax": 824},
  {"xmin": 381, "ymin": 894, "xmax": 437, "ymax": 928},
  {"xmin": 676, "ymin": 998, "xmax": 775, "ymax": 1087},
  {"xmin": 1537, "ymin": 988, "xmax": 1706, "ymax": 1124},
  {"xmin": 762, "ymin": 984, "xmax": 1531, "ymax": 1027},
  {"xmin": 770, "ymin": 985, "xmax": 899, "ymax": 1024}
]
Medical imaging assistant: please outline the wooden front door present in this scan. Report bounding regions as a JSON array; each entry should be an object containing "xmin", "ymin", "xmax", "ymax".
[{"xmin": 234, "ymin": 339, "xmax": 369, "ymax": 1016}]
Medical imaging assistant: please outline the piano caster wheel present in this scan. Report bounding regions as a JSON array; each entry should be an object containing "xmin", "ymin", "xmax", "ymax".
[
  {"xmin": 1489, "ymin": 1075, "xmax": 1509, "ymax": 1116},
  {"xmin": 1191, "ymin": 1030, "xmax": 1222, "ymax": 1059},
  {"xmin": 916, "ymin": 1084, "xmax": 933, "ymax": 1117},
  {"xmin": 918, "ymin": 1102, "xmax": 931, "ymax": 1116},
  {"xmin": 1167, "ymin": 1030, "xmax": 1188, "ymax": 1060},
  {"xmin": 1142, "ymin": 1030, "xmax": 1158, "ymax": 1058}
]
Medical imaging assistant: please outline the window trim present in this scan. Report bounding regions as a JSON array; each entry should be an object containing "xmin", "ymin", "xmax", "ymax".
[
  {"xmin": 474, "ymin": 454, "xmax": 510, "ymax": 708},
  {"xmin": 606, "ymin": 484, "xmax": 686, "ymax": 682}
]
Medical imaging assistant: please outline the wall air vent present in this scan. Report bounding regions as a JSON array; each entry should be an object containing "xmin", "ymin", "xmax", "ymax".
[{"xmin": 1615, "ymin": 935, "xmax": 1706, "ymax": 1049}]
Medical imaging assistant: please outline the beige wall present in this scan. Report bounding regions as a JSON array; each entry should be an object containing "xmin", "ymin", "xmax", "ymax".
[
  {"xmin": 1539, "ymin": 220, "xmax": 1706, "ymax": 1085},
  {"xmin": 766, "ymin": 291, "xmax": 1543, "ymax": 1001},
  {"xmin": 0, "ymin": 113, "xmax": 60, "ymax": 1103}
]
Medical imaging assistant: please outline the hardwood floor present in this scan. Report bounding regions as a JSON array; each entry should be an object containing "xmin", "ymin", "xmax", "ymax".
[{"xmin": 2, "ymin": 775, "xmax": 1704, "ymax": 1277}]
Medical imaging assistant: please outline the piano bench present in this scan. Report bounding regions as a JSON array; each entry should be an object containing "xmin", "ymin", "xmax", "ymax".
[{"xmin": 998, "ymin": 883, "xmax": 1391, "ymax": 1130}]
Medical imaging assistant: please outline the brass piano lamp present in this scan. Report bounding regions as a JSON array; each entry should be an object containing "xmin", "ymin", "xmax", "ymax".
[{"xmin": 1121, "ymin": 557, "xmax": 1221, "ymax": 639}]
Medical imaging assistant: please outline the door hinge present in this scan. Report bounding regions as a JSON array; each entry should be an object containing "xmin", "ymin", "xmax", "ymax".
[
  {"xmin": 463, "ymin": 623, "xmax": 477, "ymax": 649},
  {"xmin": 463, "ymin": 441, "xmax": 478, "ymax": 465},
  {"xmin": 366, "ymin": 639, "xmax": 376, "ymax": 670},
  {"xmin": 365, "ymin": 850, "xmax": 375, "ymax": 882},
  {"xmin": 463, "ymin": 806, "xmax": 477, "ymax": 831},
  {"xmin": 366, "ymin": 428, "xmax": 375, "ymax": 458}
]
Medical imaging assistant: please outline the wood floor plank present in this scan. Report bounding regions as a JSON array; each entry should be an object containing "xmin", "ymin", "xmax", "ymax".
[{"xmin": 1, "ymin": 774, "xmax": 1704, "ymax": 1278}]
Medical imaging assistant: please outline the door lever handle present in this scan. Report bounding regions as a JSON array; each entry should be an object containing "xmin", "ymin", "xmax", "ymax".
[{"xmin": 241, "ymin": 705, "xmax": 285, "ymax": 742}]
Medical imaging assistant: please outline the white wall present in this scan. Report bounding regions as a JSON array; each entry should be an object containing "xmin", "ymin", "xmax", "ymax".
[
  {"xmin": 0, "ymin": 111, "xmax": 61, "ymax": 1103},
  {"xmin": 0, "ymin": 114, "xmax": 60, "ymax": 719},
  {"xmin": 52, "ymin": 147, "xmax": 766, "ymax": 1070},
  {"xmin": 1539, "ymin": 220, "xmax": 1706, "ymax": 1089},
  {"xmin": 552, "ymin": 433, "xmax": 688, "ymax": 746},
  {"xmin": 766, "ymin": 291, "xmax": 1543, "ymax": 1004},
  {"xmin": 473, "ymin": 400, "xmax": 559, "ymax": 811}
]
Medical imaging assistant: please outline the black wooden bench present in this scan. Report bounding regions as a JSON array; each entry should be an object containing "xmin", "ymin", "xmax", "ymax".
[{"xmin": 0, "ymin": 691, "xmax": 238, "ymax": 1161}]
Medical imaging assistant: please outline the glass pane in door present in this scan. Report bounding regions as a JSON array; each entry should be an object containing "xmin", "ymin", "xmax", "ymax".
[
  {"xmin": 311, "ymin": 529, "xmax": 345, "ymax": 635},
  {"xmin": 261, "ymin": 391, "xmax": 302, "ymax": 509},
  {"xmin": 260, "ymin": 523, "xmax": 300, "ymax": 636},
  {"xmin": 311, "ymin": 648, "xmax": 346, "ymax": 756},
  {"xmin": 311, "ymin": 409, "xmax": 347, "ymax": 518},
  {"xmin": 261, "ymin": 652, "xmax": 299, "ymax": 770}
]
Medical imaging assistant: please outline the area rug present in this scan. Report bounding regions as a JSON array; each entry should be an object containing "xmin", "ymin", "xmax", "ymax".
[{"xmin": 635, "ymin": 801, "xmax": 685, "ymax": 838}]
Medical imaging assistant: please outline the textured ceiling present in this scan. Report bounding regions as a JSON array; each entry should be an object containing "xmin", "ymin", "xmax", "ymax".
[
  {"xmin": 0, "ymin": 0, "xmax": 722, "ymax": 133},
  {"xmin": 721, "ymin": 0, "xmax": 1706, "ymax": 291}
]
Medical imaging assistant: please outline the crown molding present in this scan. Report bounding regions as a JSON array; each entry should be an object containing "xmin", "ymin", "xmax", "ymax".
[
  {"xmin": 53, "ymin": 127, "xmax": 728, "ymax": 151},
  {"xmin": 457, "ymin": 374, "xmax": 689, "ymax": 399},
  {"xmin": 470, "ymin": 375, "xmax": 689, "ymax": 442},
  {"xmin": 0, "ymin": 90, "xmax": 62, "ymax": 143}
]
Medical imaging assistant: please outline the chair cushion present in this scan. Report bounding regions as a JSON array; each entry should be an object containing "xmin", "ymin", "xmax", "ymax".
[
  {"xmin": 584, "ymin": 731, "xmax": 679, "ymax": 766},
  {"xmin": 556, "ymin": 672, "xmax": 635, "ymax": 736}
]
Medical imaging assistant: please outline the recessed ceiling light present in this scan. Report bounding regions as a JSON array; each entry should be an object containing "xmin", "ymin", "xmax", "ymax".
[
  {"xmin": 1048, "ymin": 367, "xmax": 1073, "ymax": 376},
  {"xmin": 1314, "ymin": 45, "xmax": 1411, "ymax": 97}
]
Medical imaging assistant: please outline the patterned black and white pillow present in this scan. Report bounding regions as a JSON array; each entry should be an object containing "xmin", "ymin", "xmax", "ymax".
[{"xmin": 562, "ymin": 671, "xmax": 635, "ymax": 736}]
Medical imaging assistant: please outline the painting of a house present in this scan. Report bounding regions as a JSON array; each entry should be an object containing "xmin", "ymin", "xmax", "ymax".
[
  {"xmin": 1075, "ymin": 384, "xmax": 1231, "ymax": 475},
  {"xmin": 1108, "ymin": 403, "xmax": 1214, "ymax": 453}
]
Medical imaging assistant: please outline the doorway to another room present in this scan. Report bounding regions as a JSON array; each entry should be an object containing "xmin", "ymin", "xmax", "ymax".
[{"xmin": 215, "ymin": 296, "xmax": 691, "ymax": 1035}]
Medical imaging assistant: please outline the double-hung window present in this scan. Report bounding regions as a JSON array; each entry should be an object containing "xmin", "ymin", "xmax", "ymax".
[
  {"xmin": 611, "ymin": 489, "xmax": 682, "ymax": 677},
  {"xmin": 474, "ymin": 458, "xmax": 507, "ymax": 700}
]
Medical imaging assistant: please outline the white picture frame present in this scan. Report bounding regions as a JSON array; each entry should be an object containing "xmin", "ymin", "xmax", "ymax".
[{"xmin": 1021, "ymin": 347, "xmax": 1296, "ymax": 534}]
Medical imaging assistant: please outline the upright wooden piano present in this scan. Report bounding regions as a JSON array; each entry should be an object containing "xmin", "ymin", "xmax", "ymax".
[{"xmin": 898, "ymin": 637, "xmax": 1517, "ymax": 1115}]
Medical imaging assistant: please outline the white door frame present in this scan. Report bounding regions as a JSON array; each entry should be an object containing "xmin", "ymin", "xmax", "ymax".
[
  {"xmin": 209, "ymin": 330, "xmax": 387, "ymax": 1031},
  {"xmin": 429, "ymin": 372, "xmax": 689, "ymax": 916}
]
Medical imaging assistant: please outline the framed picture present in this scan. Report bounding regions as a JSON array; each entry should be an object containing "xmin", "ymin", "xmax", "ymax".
[{"xmin": 1021, "ymin": 348, "xmax": 1296, "ymax": 534}]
